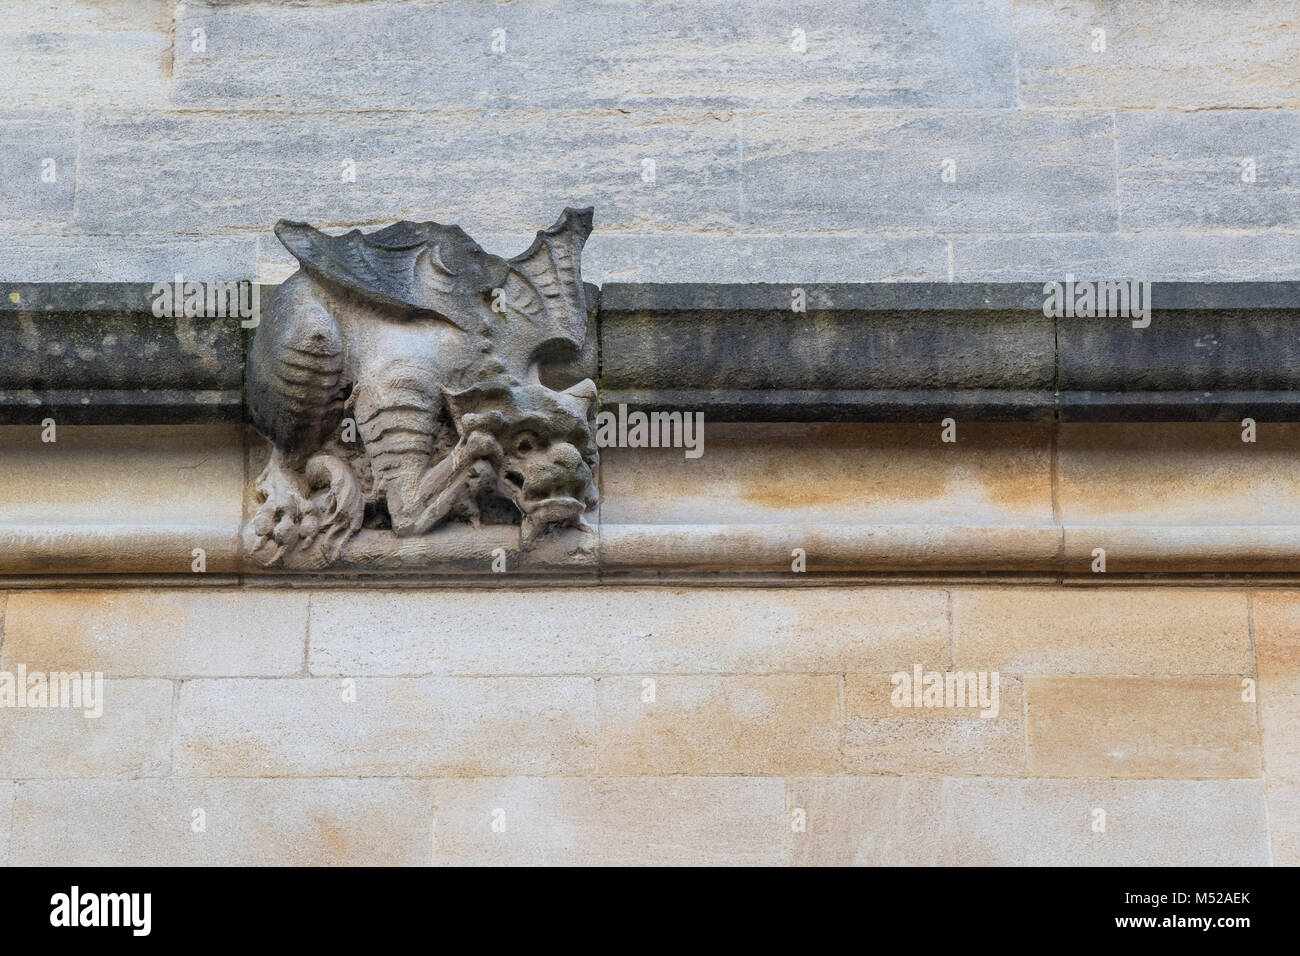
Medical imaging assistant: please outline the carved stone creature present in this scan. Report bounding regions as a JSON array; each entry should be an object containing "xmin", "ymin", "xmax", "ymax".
[{"xmin": 244, "ymin": 208, "xmax": 598, "ymax": 568}]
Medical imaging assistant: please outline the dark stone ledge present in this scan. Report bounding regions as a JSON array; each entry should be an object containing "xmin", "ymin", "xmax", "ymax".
[
  {"xmin": 600, "ymin": 281, "xmax": 1300, "ymax": 312},
  {"xmin": 603, "ymin": 282, "xmax": 1300, "ymax": 422},
  {"xmin": 2, "ymin": 281, "xmax": 1298, "ymax": 425},
  {"xmin": 1, "ymin": 282, "xmax": 249, "ymax": 425},
  {"xmin": 600, "ymin": 389, "xmax": 1056, "ymax": 423}
]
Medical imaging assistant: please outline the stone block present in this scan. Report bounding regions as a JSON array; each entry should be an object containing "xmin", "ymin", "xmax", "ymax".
[
  {"xmin": 952, "ymin": 588, "xmax": 1252, "ymax": 675},
  {"xmin": 308, "ymin": 586, "xmax": 948, "ymax": 676},
  {"xmin": 429, "ymin": 776, "xmax": 787, "ymax": 866},
  {"xmin": 1025, "ymin": 676, "xmax": 1261, "ymax": 778},
  {"xmin": 0, "ymin": 678, "xmax": 172, "ymax": 778},
  {"xmin": 595, "ymin": 674, "xmax": 841, "ymax": 774},
  {"xmin": 843, "ymin": 672, "xmax": 1024, "ymax": 774},
  {"xmin": 789, "ymin": 776, "xmax": 1270, "ymax": 865},
  {"xmin": 175, "ymin": 677, "xmax": 598, "ymax": 777},
  {"xmin": 3, "ymin": 590, "xmax": 308, "ymax": 677},
  {"xmin": 9, "ymin": 778, "xmax": 435, "ymax": 865}
]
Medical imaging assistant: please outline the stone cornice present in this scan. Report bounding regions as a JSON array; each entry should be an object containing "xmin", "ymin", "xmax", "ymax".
[
  {"xmin": 5, "ymin": 279, "xmax": 1300, "ymax": 581},
  {"xmin": 602, "ymin": 281, "xmax": 1300, "ymax": 422},
  {"xmin": 4, "ymin": 280, "xmax": 1299, "ymax": 425}
]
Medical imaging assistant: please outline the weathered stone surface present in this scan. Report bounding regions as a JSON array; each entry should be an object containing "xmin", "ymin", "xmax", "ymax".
[
  {"xmin": 3, "ymin": 590, "xmax": 308, "ymax": 677},
  {"xmin": 1063, "ymin": 525, "xmax": 1300, "ymax": 575},
  {"xmin": 595, "ymin": 675, "xmax": 841, "ymax": 774},
  {"xmin": 0, "ymin": 425, "xmax": 243, "ymax": 574},
  {"xmin": 741, "ymin": 110, "xmax": 1116, "ymax": 232},
  {"xmin": 842, "ymin": 674, "xmax": 1025, "ymax": 774},
  {"xmin": 0, "ymin": 236, "xmax": 257, "ymax": 283},
  {"xmin": 1117, "ymin": 110, "xmax": 1300, "ymax": 230},
  {"xmin": 4, "ymin": 414, "xmax": 1300, "ymax": 576},
  {"xmin": 173, "ymin": 0, "xmax": 1016, "ymax": 111},
  {"xmin": 9, "ymin": 778, "xmax": 435, "ymax": 866},
  {"xmin": 1252, "ymin": 591, "xmax": 1300, "ymax": 862},
  {"xmin": 175, "ymin": 677, "xmax": 597, "ymax": 777},
  {"xmin": 1058, "ymin": 423, "xmax": 1300, "ymax": 571},
  {"xmin": 600, "ymin": 281, "xmax": 1300, "ymax": 422},
  {"xmin": 1267, "ymin": 783, "xmax": 1300, "ymax": 866},
  {"xmin": 0, "ymin": 284, "xmax": 245, "ymax": 388},
  {"xmin": 1058, "ymin": 422, "xmax": 1300, "ymax": 523},
  {"xmin": 1254, "ymin": 591, "xmax": 1300, "ymax": 688},
  {"xmin": 429, "ymin": 776, "xmax": 787, "ymax": 866},
  {"xmin": 602, "ymin": 423, "xmax": 1054, "ymax": 524},
  {"xmin": 75, "ymin": 110, "xmax": 743, "ymax": 234},
  {"xmin": 600, "ymin": 285, "xmax": 1057, "ymax": 420},
  {"xmin": 309, "ymin": 587, "xmax": 949, "ymax": 676},
  {"xmin": 953, "ymin": 232, "xmax": 1300, "ymax": 283},
  {"xmin": 599, "ymin": 522, "xmax": 1062, "ymax": 572},
  {"xmin": 1059, "ymin": 306, "xmax": 1300, "ymax": 422},
  {"xmin": 0, "ymin": 281, "xmax": 249, "ymax": 425},
  {"xmin": 3, "ymin": 0, "xmax": 1300, "ymax": 872},
  {"xmin": 0, "ymin": 781, "xmax": 11, "ymax": 866},
  {"xmin": 73, "ymin": 107, "xmax": 1122, "ymax": 239},
  {"xmin": 515, "ymin": 525, "xmax": 599, "ymax": 573},
  {"xmin": 582, "ymin": 233, "xmax": 951, "ymax": 284},
  {"xmin": 0, "ymin": 679, "xmax": 172, "ymax": 779},
  {"xmin": 18, "ymin": 774, "xmax": 1272, "ymax": 866},
  {"xmin": 788, "ymin": 776, "xmax": 930, "ymax": 865},
  {"xmin": 599, "ymin": 422, "xmax": 1058, "ymax": 570},
  {"xmin": 0, "ymin": 110, "xmax": 77, "ymax": 232},
  {"xmin": 0, "ymin": 31, "xmax": 167, "ymax": 109},
  {"xmin": 1014, "ymin": 0, "xmax": 1299, "ymax": 109},
  {"xmin": 4, "ymin": 775, "xmax": 787, "ymax": 866},
  {"xmin": 1025, "ymin": 677, "xmax": 1261, "ymax": 778},
  {"xmin": 3, "ymin": 0, "xmax": 172, "ymax": 32},
  {"xmin": 1257, "ymin": 671, "xmax": 1300, "ymax": 790},
  {"xmin": 788, "ymin": 776, "xmax": 1270, "ymax": 865},
  {"xmin": 952, "ymin": 589, "xmax": 1253, "ymax": 675}
]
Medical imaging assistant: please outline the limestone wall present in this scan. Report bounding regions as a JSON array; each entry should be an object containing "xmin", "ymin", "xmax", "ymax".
[
  {"xmin": 0, "ymin": 0, "xmax": 1295, "ymax": 284},
  {"xmin": 0, "ymin": 585, "xmax": 1292, "ymax": 865}
]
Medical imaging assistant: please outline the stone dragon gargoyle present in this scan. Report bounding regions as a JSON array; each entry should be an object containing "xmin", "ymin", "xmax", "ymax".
[{"xmin": 243, "ymin": 208, "xmax": 599, "ymax": 569}]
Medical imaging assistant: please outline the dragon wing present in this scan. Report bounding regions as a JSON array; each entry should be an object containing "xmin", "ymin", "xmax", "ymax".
[
  {"xmin": 275, "ymin": 207, "xmax": 595, "ymax": 361},
  {"xmin": 498, "ymin": 207, "xmax": 594, "ymax": 363},
  {"xmin": 274, "ymin": 218, "xmax": 470, "ymax": 327}
]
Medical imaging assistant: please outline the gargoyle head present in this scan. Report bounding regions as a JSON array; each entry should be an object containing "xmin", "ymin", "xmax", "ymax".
[{"xmin": 444, "ymin": 378, "xmax": 599, "ymax": 545}]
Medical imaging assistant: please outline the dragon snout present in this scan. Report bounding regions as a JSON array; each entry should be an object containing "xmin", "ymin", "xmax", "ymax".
[{"xmin": 510, "ymin": 442, "xmax": 593, "ymax": 516}]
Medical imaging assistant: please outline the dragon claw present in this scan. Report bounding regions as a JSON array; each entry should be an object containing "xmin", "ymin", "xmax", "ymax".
[{"xmin": 246, "ymin": 449, "xmax": 362, "ymax": 567}]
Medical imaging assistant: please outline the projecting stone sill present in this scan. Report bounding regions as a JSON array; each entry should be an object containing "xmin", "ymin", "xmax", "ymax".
[{"xmin": 3, "ymin": 421, "xmax": 1300, "ymax": 580}]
